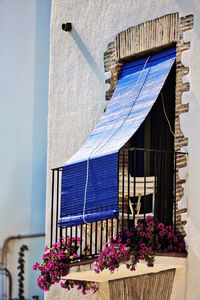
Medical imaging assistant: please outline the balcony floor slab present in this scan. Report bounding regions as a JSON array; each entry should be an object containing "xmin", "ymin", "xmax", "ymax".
[{"xmin": 65, "ymin": 254, "xmax": 186, "ymax": 282}]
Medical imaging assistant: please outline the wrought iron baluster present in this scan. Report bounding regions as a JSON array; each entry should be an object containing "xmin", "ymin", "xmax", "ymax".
[
  {"xmin": 85, "ymin": 224, "xmax": 87, "ymax": 256},
  {"xmin": 144, "ymin": 150, "xmax": 147, "ymax": 220},
  {"xmin": 80, "ymin": 225, "xmax": 83, "ymax": 257},
  {"xmin": 50, "ymin": 169, "xmax": 55, "ymax": 247},
  {"xmin": 55, "ymin": 169, "xmax": 59, "ymax": 242},
  {"xmin": 122, "ymin": 150, "xmax": 125, "ymax": 232},
  {"xmin": 127, "ymin": 149, "xmax": 130, "ymax": 230},
  {"xmin": 90, "ymin": 223, "xmax": 93, "ymax": 255},
  {"xmin": 95, "ymin": 221, "xmax": 98, "ymax": 255},
  {"xmin": 133, "ymin": 149, "xmax": 136, "ymax": 226}
]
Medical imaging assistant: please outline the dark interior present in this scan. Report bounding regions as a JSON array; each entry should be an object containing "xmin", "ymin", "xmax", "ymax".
[{"xmin": 128, "ymin": 63, "xmax": 176, "ymax": 224}]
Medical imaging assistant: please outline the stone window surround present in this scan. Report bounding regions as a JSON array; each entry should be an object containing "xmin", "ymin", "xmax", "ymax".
[{"xmin": 104, "ymin": 13, "xmax": 194, "ymax": 234}]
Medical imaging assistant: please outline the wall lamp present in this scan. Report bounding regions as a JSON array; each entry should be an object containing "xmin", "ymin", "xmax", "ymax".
[{"xmin": 62, "ymin": 22, "xmax": 72, "ymax": 32}]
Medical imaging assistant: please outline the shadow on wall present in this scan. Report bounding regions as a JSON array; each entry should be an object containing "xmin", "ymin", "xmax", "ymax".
[{"xmin": 71, "ymin": 26, "xmax": 105, "ymax": 86}]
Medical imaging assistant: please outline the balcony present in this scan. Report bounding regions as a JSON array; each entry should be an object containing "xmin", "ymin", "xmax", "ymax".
[{"xmin": 49, "ymin": 147, "xmax": 186, "ymax": 262}]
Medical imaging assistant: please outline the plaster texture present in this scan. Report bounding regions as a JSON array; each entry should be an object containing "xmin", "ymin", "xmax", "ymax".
[{"xmin": 46, "ymin": 0, "xmax": 200, "ymax": 299}]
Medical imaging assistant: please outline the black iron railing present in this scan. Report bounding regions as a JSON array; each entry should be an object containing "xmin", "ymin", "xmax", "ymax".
[{"xmin": 49, "ymin": 148, "xmax": 186, "ymax": 260}]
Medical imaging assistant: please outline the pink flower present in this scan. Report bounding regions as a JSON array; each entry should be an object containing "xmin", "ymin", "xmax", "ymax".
[
  {"xmin": 147, "ymin": 263, "xmax": 153, "ymax": 267},
  {"xmin": 158, "ymin": 223, "xmax": 164, "ymax": 229},
  {"xmin": 146, "ymin": 216, "xmax": 154, "ymax": 222},
  {"xmin": 148, "ymin": 221, "xmax": 154, "ymax": 227},
  {"xmin": 159, "ymin": 231, "xmax": 165, "ymax": 237},
  {"xmin": 93, "ymin": 261, "xmax": 97, "ymax": 267},
  {"xmin": 157, "ymin": 243, "xmax": 161, "ymax": 249},
  {"xmin": 173, "ymin": 236, "xmax": 178, "ymax": 243},
  {"xmin": 94, "ymin": 268, "xmax": 100, "ymax": 274},
  {"xmin": 104, "ymin": 247, "xmax": 109, "ymax": 254},
  {"xmin": 45, "ymin": 264, "xmax": 51, "ymax": 271},
  {"xmin": 137, "ymin": 222, "xmax": 143, "ymax": 228},
  {"xmin": 167, "ymin": 232, "xmax": 172, "ymax": 238}
]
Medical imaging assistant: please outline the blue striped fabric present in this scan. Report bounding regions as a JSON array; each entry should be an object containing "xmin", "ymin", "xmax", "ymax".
[{"xmin": 58, "ymin": 47, "xmax": 176, "ymax": 228}]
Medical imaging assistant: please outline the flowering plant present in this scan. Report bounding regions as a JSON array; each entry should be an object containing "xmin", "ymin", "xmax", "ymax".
[
  {"xmin": 94, "ymin": 217, "xmax": 185, "ymax": 274},
  {"xmin": 33, "ymin": 236, "xmax": 97, "ymax": 295},
  {"xmin": 33, "ymin": 218, "xmax": 185, "ymax": 296},
  {"xmin": 61, "ymin": 279, "xmax": 98, "ymax": 295}
]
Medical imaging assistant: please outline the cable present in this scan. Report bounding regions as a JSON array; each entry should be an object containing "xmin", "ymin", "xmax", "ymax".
[
  {"xmin": 82, "ymin": 56, "xmax": 151, "ymax": 224},
  {"xmin": 83, "ymin": 158, "xmax": 90, "ymax": 224},
  {"xmin": 93, "ymin": 57, "xmax": 151, "ymax": 152},
  {"xmin": 161, "ymin": 94, "xmax": 189, "ymax": 229},
  {"xmin": 161, "ymin": 92, "xmax": 182, "ymax": 149}
]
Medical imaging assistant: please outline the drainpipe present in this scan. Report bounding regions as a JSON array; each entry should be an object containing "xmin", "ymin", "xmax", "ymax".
[
  {"xmin": 1, "ymin": 233, "xmax": 45, "ymax": 266},
  {"xmin": 0, "ymin": 267, "xmax": 12, "ymax": 300},
  {"xmin": 1, "ymin": 233, "xmax": 45, "ymax": 300}
]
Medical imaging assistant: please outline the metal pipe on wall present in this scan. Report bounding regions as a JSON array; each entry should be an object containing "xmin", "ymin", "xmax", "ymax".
[{"xmin": 1, "ymin": 233, "xmax": 45, "ymax": 300}]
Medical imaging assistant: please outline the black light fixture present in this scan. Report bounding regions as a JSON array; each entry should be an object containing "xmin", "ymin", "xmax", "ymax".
[{"xmin": 62, "ymin": 22, "xmax": 72, "ymax": 32}]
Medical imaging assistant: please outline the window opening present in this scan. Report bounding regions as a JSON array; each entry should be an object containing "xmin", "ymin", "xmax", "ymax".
[{"xmin": 127, "ymin": 63, "xmax": 176, "ymax": 225}]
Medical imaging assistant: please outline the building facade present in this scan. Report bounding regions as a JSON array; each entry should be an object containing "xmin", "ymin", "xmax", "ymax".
[
  {"xmin": 0, "ymin": 0, "xmax": 51, "ymax": 299},
  {"xmin": 45, "ymin": 1, "xmax": 200, "ymax": 299}
]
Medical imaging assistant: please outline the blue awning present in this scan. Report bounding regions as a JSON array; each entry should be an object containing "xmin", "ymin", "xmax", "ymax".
[{"xmin": 58, "ymin": 47, "xmax": 176, "ymax": 228}]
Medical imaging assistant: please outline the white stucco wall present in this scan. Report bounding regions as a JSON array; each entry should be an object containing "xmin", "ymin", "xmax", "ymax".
[
  {"xmin": 47, "ymin": 0, "xmax": 200, "ymax": 299},
  {"xmin": 0, "ymin": 0, "xmax": 51, "ymax": 299}
]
